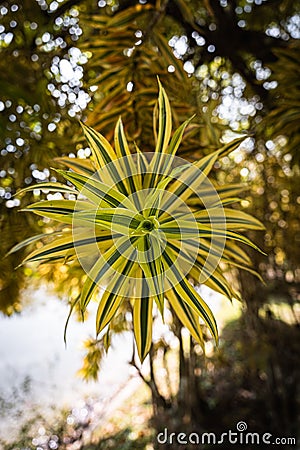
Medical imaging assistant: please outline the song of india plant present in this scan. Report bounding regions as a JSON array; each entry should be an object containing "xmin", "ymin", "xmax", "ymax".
[{"xmin": 12, "ymin": 80, "xmax": 264, "ymax": 361}]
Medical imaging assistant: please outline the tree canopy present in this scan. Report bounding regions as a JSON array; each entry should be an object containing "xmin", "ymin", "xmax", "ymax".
[{"xmin": 1, "ymin": 0, "xmax": 299, "ymax": 315}]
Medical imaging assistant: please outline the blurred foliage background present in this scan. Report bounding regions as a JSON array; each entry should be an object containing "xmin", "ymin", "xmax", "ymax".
[{"xmin": 0, "ymin": 0, "xmax": 299, "ymax": 448}]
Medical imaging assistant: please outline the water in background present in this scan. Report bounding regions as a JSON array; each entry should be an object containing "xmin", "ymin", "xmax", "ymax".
[{"xmin": 0, "ymin": 285, "xmax": 136, "ymax": 442}]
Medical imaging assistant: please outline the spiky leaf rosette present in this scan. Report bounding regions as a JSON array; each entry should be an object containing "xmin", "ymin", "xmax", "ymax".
[{"xmin": 13, "ymin": 81, "xmax": 264, "ymax": 362}]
